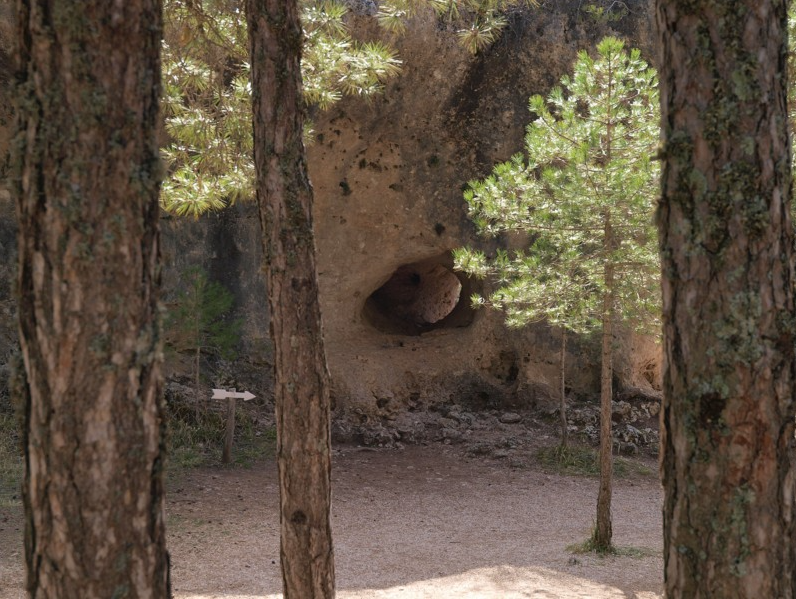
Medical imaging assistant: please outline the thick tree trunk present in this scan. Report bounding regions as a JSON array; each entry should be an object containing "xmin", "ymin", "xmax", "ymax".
[
  {"xmin": 594, "ymin": 257, "xmax": 614, "ymax": 551},
  {"xmin": 14, "ymin": 1, "xmax": 169, "ymax": 597},
  {"xmin": 559, "ymin": 328, "xmax": 568, "ymax": 448},
  {"xmin": 657, "ymin": 0, "xmax": 796, "ymax": 595},
  {"xmin": 246, "ymin": 2, "xmax": 335, "ymax": 598}
]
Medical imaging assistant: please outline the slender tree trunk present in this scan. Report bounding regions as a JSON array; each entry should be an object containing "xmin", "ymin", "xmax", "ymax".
[
  {"xmin": 14, "ymin": 1, "xmax": 169, "ymax": 597},
  {"xmin": 559, "ymin": 328, "xmax": 568, "ymax": 448},
  {"xmin": 657, "ymin": 0, "xmax": 796, "ymax": 595},
  {"xmin": 195, "ymin": 281, "xmax": 201, "ymax": 403},
  {"xmin": 594, "ymin": 263, "xmax": 614, "ymax": 551},
  {"xmin": 195, "ymin": 343, "xmax": 201, "ymax": 406},
  {"xmin": 246, "ymin": 1, "xmax": 335, "ymax": 597},
  {"xmin": 593, "ymin": 65, "xmax": 618, "ymax": 552}
]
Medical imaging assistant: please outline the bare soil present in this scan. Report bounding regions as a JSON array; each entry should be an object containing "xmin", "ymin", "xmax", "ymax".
[{"xmin": 0, "ymin": 442, "xmax": 663, "ymax": 599}]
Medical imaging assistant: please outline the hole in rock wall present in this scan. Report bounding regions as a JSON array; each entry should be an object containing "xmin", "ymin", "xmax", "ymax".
[{"xmin": 363, "ymin": 254, "xmax": 476, "ymax": 336}]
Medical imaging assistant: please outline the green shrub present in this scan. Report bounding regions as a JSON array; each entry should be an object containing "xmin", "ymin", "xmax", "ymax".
[
  {"xmin": 0, "ymin": 412, "xmax": 22, "ymax": 508},
  {"xmin": 165, "ymin": 402, "xmax": 276, "ymax": 473},
  {"xmin": 536, "ymin": 444, "xmax": 652, "ymax": 478}
]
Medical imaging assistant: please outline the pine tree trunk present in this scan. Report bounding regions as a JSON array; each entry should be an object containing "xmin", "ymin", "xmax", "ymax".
[
  {"xmin": 195, "ymin": 344, "xmax": 201, "ymax": 406},
  {"xmin": 246, "ymin": 1, "xmax": 335, "ymax": 597},
  {"xmin": 657, "ymin": 1, "xmax": 796, "ymax": 595},
  {"xmin": 14, "ymin": 1, "xmax": 169, "ymax": 597},
  {"xmin": 593, "ymin": 71, "xmax": 619, "ymax": 552},
  {"xmin": 594, "ymin": 264, "xmax": 614, "ymax": 551},
  {"xmin": 559, "ymin": 328, "xmax": 568, "ymax": 448}
]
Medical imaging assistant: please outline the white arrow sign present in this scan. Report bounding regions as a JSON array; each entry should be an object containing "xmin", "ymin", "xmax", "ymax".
[{"xmin": 212, "ymin": 388, "xmax": 256, "ymax": 401}]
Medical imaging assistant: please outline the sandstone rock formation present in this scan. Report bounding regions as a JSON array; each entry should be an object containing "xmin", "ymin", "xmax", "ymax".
[
  {"xmin": 307, "ymin": 1, "xmax": 660, "ymax": 421},
  {"xmin": 0, "ymin": 1, "xmax": 661, "ymax": 427}
]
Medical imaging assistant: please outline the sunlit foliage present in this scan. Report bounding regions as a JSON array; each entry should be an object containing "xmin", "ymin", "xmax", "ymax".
[
  {"xmin": 161, "ymin": 0, "xmax": 537, "ymax": 217},
  {"xmin": 454, "ymin": 37, "xmax": 660, "ymax": 336}
]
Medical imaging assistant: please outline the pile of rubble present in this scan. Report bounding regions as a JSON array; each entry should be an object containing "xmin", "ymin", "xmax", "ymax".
[
  {"xmin": 332, "ymin": 403, "xmax": 528, "ymax": 448},
  {"xmin": 334, "ymin": 388, "xmax": 662, "ymax": 457},
  {"xmin": 566, "ymin": 396, "xmax": 660, "ymax": 455}
]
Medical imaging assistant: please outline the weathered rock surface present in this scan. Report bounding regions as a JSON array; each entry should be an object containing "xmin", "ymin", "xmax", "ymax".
[
  {"xmin": 0, "ymin": 1, "xmax": 662, "ymax": 428},
  {"xmin": 307, "ymin": 1, "xmax": 660, "ymax": 420}
]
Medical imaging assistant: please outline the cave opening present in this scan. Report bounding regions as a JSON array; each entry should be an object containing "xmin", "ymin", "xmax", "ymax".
[{"xmin": 363, "ymin": 254, "xmax": 477, "ymax": 336}]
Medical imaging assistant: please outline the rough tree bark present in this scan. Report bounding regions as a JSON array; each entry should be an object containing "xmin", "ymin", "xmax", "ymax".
[
  {"xmin": 657, "ymin": 0, "xmax": 796, "ymax": 595},
  {"xmin": 246, "ymin": 1, "xmax": 335, "ymax": 597},
  {"xmin": 594, "ymin": 216, "xmax": 615, "ymax": 551},
  {"xmin": 559, "ymin": 328, "xmax": 568, "ymax": 448},
  {"xmin": 14, "ymin": 1, "xmax": 169, "ymax": 597}
]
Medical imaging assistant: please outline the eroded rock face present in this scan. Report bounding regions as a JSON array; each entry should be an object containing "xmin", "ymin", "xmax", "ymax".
[
  {"xmin": 363, "ymin": 254, "xmax": 475, "ymax": 335},
  {"xmin": 0, "ymin": 1, "xmax": 661, "ymax": 423},
  {"xmin": 308, "ymin": 2, "xmax": 660, "ymax": 419}
]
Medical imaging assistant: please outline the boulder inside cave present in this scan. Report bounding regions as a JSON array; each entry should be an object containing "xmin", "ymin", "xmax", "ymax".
[{"xmin": 363, "ymin": 254, "xmax": 476, "ymax": 336}]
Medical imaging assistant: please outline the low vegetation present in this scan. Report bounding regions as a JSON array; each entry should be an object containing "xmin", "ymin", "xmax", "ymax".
[
  {"xmin": 536, "ymin": 444, "xmax": 653, "ymax": 479},
  {"xmin": 166, "ymin": 403, "xmax": 276, "ymax": 472},
  {"xmin": 567, "ymin": 536, "xmax": 658, "ymax": 558},
  {"xmin": 0, "ymin": 412, "xmax": 22, "ymax": 508},
  {"xmin": 0, "ymin": 399, "xmax": 275, "ymax": 503}
]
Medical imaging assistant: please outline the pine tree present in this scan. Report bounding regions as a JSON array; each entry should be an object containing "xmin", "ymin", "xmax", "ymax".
[
  {"xmin": 161, "ymin": 0, "xmax": 402, "ymax": 216},
  {"xmin": 14, "ymin": 1, "xmax": 170, "ymax": 595},
  {"xmin": 166, "ymin": 267, "xmax": 242, "ymax": 401},
  {"xmin": 378, "ymin": 0, "xmax": 539, "ymax": 54},
  {"xmin": 455, "ymin": 37, "xmax": 660, "ymax": 551},
  {"xmin": 247, "ymin": 0, "xmax": 336, "ymax": 594},
  {"xmin": 658, "ymin": 0, "xmax": 796, "ymax": 595},
  {"xmin": 161, "ymin": 0, "xmax": 539, "ymax": 216}
]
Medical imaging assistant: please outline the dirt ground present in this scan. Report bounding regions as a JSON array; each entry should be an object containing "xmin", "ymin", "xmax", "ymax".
[{"xmin": 0, "ymin": 443, "xmax": 662, "ymax": 599}]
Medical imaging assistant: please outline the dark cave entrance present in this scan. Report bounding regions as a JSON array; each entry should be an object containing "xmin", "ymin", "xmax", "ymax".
[{"xmin": 363, "ymin": 254, "xmax": 477, "ymax": 336}]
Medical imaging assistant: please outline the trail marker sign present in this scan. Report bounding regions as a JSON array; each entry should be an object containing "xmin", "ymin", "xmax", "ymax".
[
  {"xmin": 211, "ymin": 388, "xmax": 256, "ymax": 463},
  {"xmin": 212, "ymin": 388, "xmax": 255, "ymax": 401}
]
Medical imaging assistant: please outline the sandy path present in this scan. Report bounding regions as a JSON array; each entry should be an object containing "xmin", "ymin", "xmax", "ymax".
[
  {"xmin": 0, "ymin": 445, "xmax": 663, "ymax": 598},
  {"xmin": 169, "ymin": 445, "xmax": 663, "ymax": 599}
]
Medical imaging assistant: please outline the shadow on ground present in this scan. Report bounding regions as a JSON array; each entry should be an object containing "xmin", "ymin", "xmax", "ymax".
[
  {"xmin": 163, "ymin": 445, "xmax": 663, "ymax": 599},
  {"xmin": 0, "ymin": 445, "xmax": 662, "ymax": 599}
]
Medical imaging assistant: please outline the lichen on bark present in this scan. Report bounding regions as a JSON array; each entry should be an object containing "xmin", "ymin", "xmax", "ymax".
[
  {"xmin": 14, "ymin": 1, "xmax": 170, "ymax": 596},
  {"xmin": 657, "ymin": 0, "xmax": 796, "ymax": 596}
]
